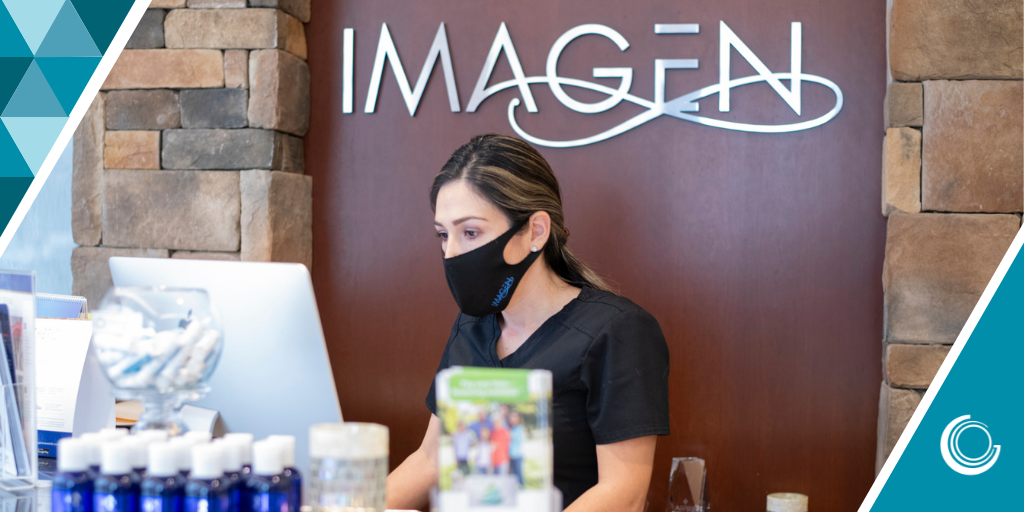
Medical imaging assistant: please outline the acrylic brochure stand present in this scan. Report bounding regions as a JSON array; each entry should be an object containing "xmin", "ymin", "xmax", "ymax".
[{"xmin": 0, "ymin": 270, "xmax": 37, "ymax": 491}]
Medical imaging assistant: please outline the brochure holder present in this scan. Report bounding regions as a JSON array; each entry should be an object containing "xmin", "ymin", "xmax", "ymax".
[{"xmin": 0, "ymin": 270, "xmax": 37, "ymax": 491}]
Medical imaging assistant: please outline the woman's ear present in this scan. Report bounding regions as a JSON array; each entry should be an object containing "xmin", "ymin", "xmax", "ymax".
[{"xmin": 529, "ymin": 211, "xmax": 552, "ymax": 251}]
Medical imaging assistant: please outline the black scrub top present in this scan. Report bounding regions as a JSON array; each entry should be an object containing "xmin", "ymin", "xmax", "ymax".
[{"xmin": 426, "ymin": 285, "xmax": 670, "ymax": 506}]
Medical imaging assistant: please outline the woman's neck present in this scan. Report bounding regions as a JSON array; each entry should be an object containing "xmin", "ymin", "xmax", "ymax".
[{"xmin": 498, "ymin": 261, "xmax": 581, "ymax": 335}]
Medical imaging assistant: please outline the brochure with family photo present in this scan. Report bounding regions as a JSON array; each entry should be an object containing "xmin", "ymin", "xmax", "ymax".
[{"xmin": 435, "ymin": 366, "xmax": 554, "ymax": 512}]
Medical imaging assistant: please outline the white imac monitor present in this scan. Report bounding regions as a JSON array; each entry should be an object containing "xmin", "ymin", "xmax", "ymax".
[{"xmin": 109, "ymin": 257, "xmax": 342, "ymax": 471}]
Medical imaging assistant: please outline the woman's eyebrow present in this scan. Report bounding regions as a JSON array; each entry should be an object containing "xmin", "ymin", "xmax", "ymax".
[{"xmin": 435, "ymin": 216, "xmax": 487, "ymax": 227}]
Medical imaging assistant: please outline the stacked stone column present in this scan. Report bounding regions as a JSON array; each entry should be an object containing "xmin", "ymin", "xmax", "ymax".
[
  {"xmin": 877, "ymin": 0, "xmax": 1022, "ymax": 472},
  {"xmin": 71, "ymin": 0, "xmax": 312, "ymax": 307}
]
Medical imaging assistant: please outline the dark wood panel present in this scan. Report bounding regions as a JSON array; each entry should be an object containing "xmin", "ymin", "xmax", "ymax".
[{"xmin": 306, "ymin": 1, "xmax": 886, "ymax": 510}]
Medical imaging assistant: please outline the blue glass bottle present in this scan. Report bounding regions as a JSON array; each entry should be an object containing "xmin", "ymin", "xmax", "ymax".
[
  {"xmin": 267, "ymin": 436, "xmax": 301, "ymax": 511},
  {"xmin": 216, "ymin": 440, "xmax": 247, "ymax": 512},
  {"xmin": 248, "ymin": 441, "xmax": 289, "ymax": 512},
  {"xmin": 140, "ymin": 443, "xmax": 186, "ymax": 512},
  {"xmin": 53, "ymin": 439, "xmax": 94, "ymax": 512},
  {"xmin": 185, "ymin": 444, "xmax": 232, "ymax": 512},
  {"xmin": 94, "ymin": 442, "xmax": 140, "ymax": 512}
]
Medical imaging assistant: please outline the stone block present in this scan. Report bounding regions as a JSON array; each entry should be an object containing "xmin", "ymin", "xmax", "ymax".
[
  {"xmin": 103, "ymin": 50, "xmax": 223, "ymax": 89},
  {"xmin": 171, "ymin": 251, "xmax": 241, "ymax": 260},
  {"xmin": 72, "ymin": 247, "xmax": 170, "ymax": 310},
  {"xmin": 125, "ymin": 9, "xmax": 165, "ymax": 49},
  {"xmin": 283, "ymin": 11, "xmax": 306, "ymax": 60},
  {"xmin": 164, "ymin": 9, "xmax": 305, "ymax": 56},
  {"xmin": 885, "ymin": 344, "xmax": 951, "ymax": 389},
  {"xmin": 224, "ymin": 50, "xmax": 248, "ymax": 88},
  {"xmin": 248, "ymin": 50, "xmax": 309, "ymax": 136},
  {"xmin": 881, "ymin": 127, "xmax": 921, "ymax": 216},
  {"xmin": 72, "ymin": 94, "xmax": 104, "ymax": 246},
  {"xmin": 162, "ymin": 129, "xmax": 276, "ymax": 169},
  {"xmin": 883, "ymin": 213, "xmax": 1017, "ymax": 344},
  {"xmin": 180, "ymin": 88, "xmax": 248, "ymax": 129},
  {"xmin": 889, "ymin": 0, "xmax": 1023, "ymax": 80},
  {"xmin": 103, "ymin": 170, "xmax": 240, "ymax": 251},
  {"xmin": 922, "ymin": 80, "xmax": 1024, "ymax": 213},
  {"xmin": 248, "ymin": 0, "xmax": 310, "ymax": 23},
  {"xmin": 150, "ymin": 0, "xmax": 185, "ymax": 7},
  {"xmin": 279, "ymin": 132, "xmax": 304, "ymax": 173},
  {"xmin": 104, "ymin": 131, "xmax": 160, "ymax": 169},
  {"xmin": 187, "ymin": 0, "xmax": 246, "ymax": 7},
  {"xmin": 884, "ymin": 82, "xmax": 923, "ymax": 129},
  {"xmin": 875, "ymin": 382, "xmax": 922, "ymax": 475},
  {"xmin": 105, "ymin": 90, "xmax": 181, "ymax": 130},
  {"xmin": 240, "ymin": 170, "xmax": 312, "ymax": 269}
]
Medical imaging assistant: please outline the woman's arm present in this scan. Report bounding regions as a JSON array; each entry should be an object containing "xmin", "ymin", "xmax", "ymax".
[
  {"xmin": 564, "ymin": 436, "xmax": 658, "ymax": 512},
  {"xmin": 386, "ymin": 415, "xmax": 443, "ymax": 511}
]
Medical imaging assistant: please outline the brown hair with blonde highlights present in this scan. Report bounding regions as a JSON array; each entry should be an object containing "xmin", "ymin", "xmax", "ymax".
[{"xmin": 430, "ymin": 134, "xmax": 613, "ymax": 293}]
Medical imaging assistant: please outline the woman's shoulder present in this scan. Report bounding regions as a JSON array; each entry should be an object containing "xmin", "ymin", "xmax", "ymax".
[{"xmin": 567, "ymin": 286, "xmax": 663, "ymax": 339}]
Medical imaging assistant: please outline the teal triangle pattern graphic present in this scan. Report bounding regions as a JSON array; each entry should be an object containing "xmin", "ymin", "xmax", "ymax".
[
  {"xmin": 864, "ymin": 227, "xmax": 1024, "ymax": 510},
  {"xmin": 0, "ymin": 178, "xmax": 33, "ymax": 226},
  {"xmin": 0, "ymin": 5, "xmax": 32, "ymax": 57},
  {"xmin": 0, "ymin": 0, "xmax": 144, "ymax": 237},
  {"xmin": 2, "ymin": 0, "xmax": 65, "ymax": 55},
  {"xmin": 69, "ymin": 0, "xmax": 135, "ymax": 54},
  {"xmin": 1, "ymin": 60, "xmax": 67, "ymax": 118},
  {"xmin": 36, "ymin": 57, "xmax": 101, "ymax": 115},
  {"xmin": 35, "ymin": 1, "xmax": 100, "ymax": 57},
  {"xmin": 1, "ymin": 117, "xmax": 68, "ymax": 174},
  {"xmin": 0, "ymin": 57, "xmax": 33, "ymax": 112},
  {"xmin": 0, "ymin": 123, "xmax": 32, "ymax": 178}
]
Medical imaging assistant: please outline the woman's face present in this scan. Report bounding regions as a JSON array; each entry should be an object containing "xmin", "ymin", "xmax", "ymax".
[{"xmin": 434, "ymin": 180, "xmax": 516, "ymax": 259}]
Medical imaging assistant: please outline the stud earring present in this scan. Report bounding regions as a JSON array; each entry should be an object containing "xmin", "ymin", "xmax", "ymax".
[{"xmin": 531, "ymin": 246, "xmax": 538, "ymax": 253}]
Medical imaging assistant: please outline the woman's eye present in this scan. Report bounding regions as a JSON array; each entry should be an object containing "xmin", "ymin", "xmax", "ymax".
[
  {"xmin": 436, "ymin": 232, "xmax": 448, "ymax": 240},
  {"xmin": 465, "ymin": 230, "xmax": 477, "ymax": 238}
]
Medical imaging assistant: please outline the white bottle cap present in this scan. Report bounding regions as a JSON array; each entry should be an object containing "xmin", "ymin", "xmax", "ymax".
[
  {"xmin": 266, "ymin": 435, "xmax": 296, "ymax": 467},
  {"xmin": 184, "ymin": 431, "xmax": 212, "ymax": 444},
  {"xmin": 223, "ymin": 433, "xmax": 254, "ymax": 465},
  {"xmin": 99, "ymin": 428, "xmax": 129, "ymax": 440},
  {"xmin": 215, "ymin": 440, "xmax": 242, "ymax": 473},
  {"xmin": 123, "ymin": 437, "xmax": 148, "ymax": 469},
  {"xmin": 137, "ymin": 430, "xmax": 170, "ymax": 443},
  {"xmin": 190, "ymin": 443, "xmax": 223, "ymax": 480},
  {"xmin": 101, "ymin": 441, "xmax": 132, "ymax": 475},
  {"xmin": 252, "ymin": 440, "xmax": 283, "ymax": 476},
  {"xmin": 169, "ymin": 437, "xmax": 195, "ymax": 471},
  {"xmin": 79, "ymin": 433, "xmax": 103, "ymax": 467},
  {"xmin": 148, "ymin": 442, "xmax": 179, "ymax": 478},
  {"xmin": 58, "ymin": 438, "xmax": 90, "ymax": 473},
  {"xmin": 309, "ymin": 423, "xmax": 389, "ymax": 460}
]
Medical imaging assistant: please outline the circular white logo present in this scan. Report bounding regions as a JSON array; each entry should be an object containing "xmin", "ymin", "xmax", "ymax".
[{"xmin": 940, "ymin": 415, "xmax": 1000, "ymax": 475}]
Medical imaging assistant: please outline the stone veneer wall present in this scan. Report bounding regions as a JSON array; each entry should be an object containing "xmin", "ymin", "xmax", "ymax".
[
  {"xmin": 877, "ymin": 0, "xmax": 1023, "ymax": 472},
  {"xmin": 71, "ymin": 0, "xmax": 313, "ymax": 308}
]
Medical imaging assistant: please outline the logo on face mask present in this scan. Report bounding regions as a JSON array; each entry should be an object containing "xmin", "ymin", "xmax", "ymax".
[{"xmin": 492, "ymin": 277, "xmax": 515, "ymax": 307}]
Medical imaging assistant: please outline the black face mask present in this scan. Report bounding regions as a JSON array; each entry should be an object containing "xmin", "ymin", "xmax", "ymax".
[{"xmin": 443, "ymin": 219, "xmax": 543, "ymax": 318}]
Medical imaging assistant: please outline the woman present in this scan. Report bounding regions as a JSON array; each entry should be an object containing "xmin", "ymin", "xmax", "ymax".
[{"xmin": 386, "ymin": 134, "xmax": 670, "ymax": 511}]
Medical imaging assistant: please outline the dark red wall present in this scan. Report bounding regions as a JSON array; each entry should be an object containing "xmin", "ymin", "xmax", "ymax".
[{"xmin": 306, "ymin": 1, "xmax": 886, "ymax": 510}]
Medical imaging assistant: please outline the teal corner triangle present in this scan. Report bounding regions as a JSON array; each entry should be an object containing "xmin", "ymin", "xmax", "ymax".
[
  {"xmin": 1, "ymin": 60, "xmax": 67, "ymax": 118},
  {"xmin": 0, "ymin": 177, "xmax": 32, "ymax": 233},
  {"xmin": 0, "ymin": 4, "xmax": 33, "ymax": 57},
  {"xmin": 68, "ymin": 0, "xmax": 135, "ymax": 54},
  {"xmin": 0, "ymin": 117, "xmax": 67, "ymax": 174},
  {"xmin": 867, "ymin": 227, "xmax": 1024, "ymax": 510},
  {"xmin": 0, "ymin": 58, "xmax": 33, "ymax": 113},
  {"xmin": 35, "ymin": 57, "xmax": 100, "ymax": 115},
  {"xmin": 0, "ymin": 123, "xmax": 32, "ymax": 178},
  {"xmin": 1, "ymin": 0, "xmax": 64, "ymax": 55},
  {"xmin": 35, "ymin": 1, "xmax": 101, "ymax": 57}
]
